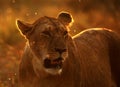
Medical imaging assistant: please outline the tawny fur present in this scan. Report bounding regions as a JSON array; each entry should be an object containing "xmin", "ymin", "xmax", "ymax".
[{"xmin": 17, "ymin": 14, "xmax": 120, "ymax": 87}]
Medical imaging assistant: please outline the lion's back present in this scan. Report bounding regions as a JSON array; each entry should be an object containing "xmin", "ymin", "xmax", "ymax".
[{"xmin": 73, "ymin": 28, "xmax": 120, "ymax": 87}]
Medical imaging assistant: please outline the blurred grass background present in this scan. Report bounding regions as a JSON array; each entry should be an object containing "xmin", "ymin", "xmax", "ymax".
[{"xmin": 0, "ymin": 0, "xmax": 120, "ymax": 87}]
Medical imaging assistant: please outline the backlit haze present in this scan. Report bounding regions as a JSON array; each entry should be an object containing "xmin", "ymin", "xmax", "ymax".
[{"xmin": 0, "ymin": 0, "xmax": 120, "ymax": 86}]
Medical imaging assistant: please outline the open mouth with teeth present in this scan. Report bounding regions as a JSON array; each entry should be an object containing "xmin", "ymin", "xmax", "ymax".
[{"xmin": 44, "ymin": 57, "xmax": 64, "ymax": 69}]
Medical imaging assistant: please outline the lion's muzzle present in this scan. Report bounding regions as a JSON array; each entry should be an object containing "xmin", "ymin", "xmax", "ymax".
[{"xmin": 44, "ymin": 57, "xmax": 64, "ymax": 69}]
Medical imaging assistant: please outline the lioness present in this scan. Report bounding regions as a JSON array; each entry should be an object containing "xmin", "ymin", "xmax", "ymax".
[{"xmin": 17, "ymin": 12, "xmax": 120, "ymax": 87}]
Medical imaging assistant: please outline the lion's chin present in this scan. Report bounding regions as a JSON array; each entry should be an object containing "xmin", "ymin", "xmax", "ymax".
[{"xmin": 44, "ymin": 68, "xmax": 62, "ymax": 75}]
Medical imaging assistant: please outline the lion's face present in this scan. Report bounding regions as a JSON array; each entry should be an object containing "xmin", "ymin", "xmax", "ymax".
[
  {"xmin": 17, "ymin": 12, "xmax": 73, "ymax": 75},
  {"xmin": 29, "ymin": 17, "xmax": 69, "ymax": 75}
]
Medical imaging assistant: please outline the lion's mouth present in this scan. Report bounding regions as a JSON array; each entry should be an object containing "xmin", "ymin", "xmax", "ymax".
[{"xmin": 44, "ymin": 57, "xmax": 64, "ymax": 69}]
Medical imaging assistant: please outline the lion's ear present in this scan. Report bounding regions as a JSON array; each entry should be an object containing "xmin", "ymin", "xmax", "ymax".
[
  {"xmin": 17, "ymin": 20, "xmax": 33, "ymax": 35},
  {"xmin": 57, "ymin": 12, "xmax": 74, "ymax": 26}
]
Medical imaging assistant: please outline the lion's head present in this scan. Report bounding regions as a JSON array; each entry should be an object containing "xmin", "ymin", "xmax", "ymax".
[{"xmin": 17, "ymin": 12, "xmax": 73, "ymax": 75}]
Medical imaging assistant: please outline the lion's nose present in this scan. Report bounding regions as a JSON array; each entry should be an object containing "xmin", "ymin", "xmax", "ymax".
[{"xmin": 55, "ymin": 48, "xmax": 67, "ymax": 54}]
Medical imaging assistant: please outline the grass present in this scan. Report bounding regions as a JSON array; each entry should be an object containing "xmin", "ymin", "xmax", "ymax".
[{"xmin": 0, "ymin": 23, "xmax": 25, "ymax": 87}]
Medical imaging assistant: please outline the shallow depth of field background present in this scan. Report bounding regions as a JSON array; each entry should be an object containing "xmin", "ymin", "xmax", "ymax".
[{"xmin": 0, "ymin": 0, "xmax": 120, "ymax": 87}]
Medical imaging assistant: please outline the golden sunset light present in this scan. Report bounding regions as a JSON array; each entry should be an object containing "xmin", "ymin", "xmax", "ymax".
[{"xmin": 0, "ymin": 0, "xmax": 120, "ymax": 87}]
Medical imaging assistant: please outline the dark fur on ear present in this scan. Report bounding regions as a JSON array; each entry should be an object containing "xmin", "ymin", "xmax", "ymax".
[
  {"xmin": 17, "ymin": 20, "xmax": 33, "ymax": 35},
  {"xmin": 57, "ymin": 12, "xmax": 74, "ymax": 26}
]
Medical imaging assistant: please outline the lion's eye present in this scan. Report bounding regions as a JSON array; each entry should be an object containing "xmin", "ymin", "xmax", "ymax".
[
  {"xmin": 41, "ymin": 31, "xmax": 51, "ymax": 37},
  {"xmin": 63, "ymin": 31, "xmax": 68, "ymax": 38}
]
